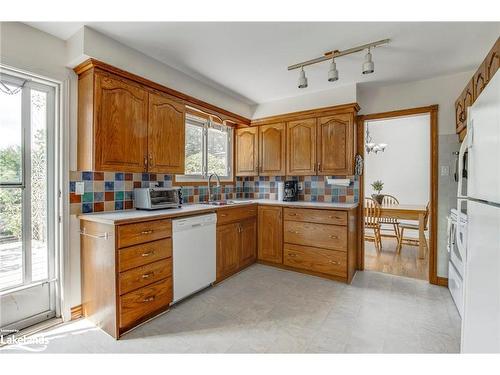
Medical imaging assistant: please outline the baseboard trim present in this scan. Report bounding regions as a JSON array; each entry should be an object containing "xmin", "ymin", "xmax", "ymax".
[
  {"xmin": 437, "ymin": 277, "xmax": 448, "ymax": 287},
  {"xmin": 70, "ymin": 304, "xmax": 83, "ymax": 320}
]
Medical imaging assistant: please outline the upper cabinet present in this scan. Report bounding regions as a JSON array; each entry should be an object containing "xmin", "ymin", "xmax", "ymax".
[
  {"xmin": 286, "ymin": 118, "xmax": 317, "ymax": 176},
  {"xmin": 456, "ymin": 37, "xmax": 500, "ymax": 139},
  {"xmin": 77, "ymin": 69, "xmax": 185, "ymax": 174},
  {"xmin": 148, "ymin": 92, "xmax": 186, "ymax": 174},
  {"xmin": 259, "ymin": 123, "xmax": 286, "ymax": 176},
  {"xmin": 317, "ymin": 113, "xmax": 354, "ymax": 175},
  {"xmin": 237, "ymin": 103, "xmax": 359, "ymax": 177},
  {"xmin": 90, "ymin": 72, "xmax": 148, "ymax": 172},
  {"xmin": 235, "ymin": 127, "xmax": 259, "ymax": 176}
]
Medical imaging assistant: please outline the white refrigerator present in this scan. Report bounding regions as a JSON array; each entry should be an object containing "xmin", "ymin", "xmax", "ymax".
[{"xmin": 457, "ymin": 72, "xmax": 500, "ymax": 353}]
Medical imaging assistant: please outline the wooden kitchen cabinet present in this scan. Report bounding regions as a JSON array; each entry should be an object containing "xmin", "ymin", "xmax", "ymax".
[
  {"xmin": 76, "ymin": 65, "xmax": 186, "ymax": 174},
  {"xmin": 216, "ymin": 223, "xmax": 240, "ymax": 281},
  {"xmin": 148, "ymin": 92, "xmax": 186, "ymax": 173},
  {"xmin": 473, "ymin": 61, "xmax": 487, "ymax": 101},
  {"xmin": 485, "ymin": 37, "xmax": 500, "ymax": 82},
  {"xmin": 235, "ymin": 127, "xmax": 259, "ymax": 176},
  {"xmin": 88, "ymin": 71, "xmax": 149, "ymax": 172},
  {"xmin": 80, "ymin": 218, "xmax": 173, "ymax": 339},
  {"xmin": 216, "ymin": 206, "xmax": 257, "ymax": 282},
  {"xmin": 239, "ymin": 218, "xmax": 257, "ymax": 267},
  {"xmin": 286, "ymin": 118, "xmax": 317, "ymax": 176},
  {"xmin": 257, "ymin": 205, "xmax": 283, "ymax": 264},
  {"xmin": 317, "ymin": 113, "xmax": 354, "ymax": 175},
  {"xmin": 258, "ymin": 123, "xmax": 286, "ymax": 176}
]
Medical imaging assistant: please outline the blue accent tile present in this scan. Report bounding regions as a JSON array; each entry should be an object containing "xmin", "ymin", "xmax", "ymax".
[
  {"xmin": 142, "ymin": 173, "xmax": 149, "ymax": 181},
  {"xmin": 311, "ymin": 196, "xmax": 317, "ymax": 202},
  {"xmin": 164, "ymin": 175, "xmax": 172, "ymax": 181},
  {"xmin": 305, "ymin": 181, "xmax": 311, "ymax": 188},
  {"xmin": 82, "ymin": 171, "xmax": 93, "ymax": 181},
  {"xmin": 114, "ymin": 180, "xmax": 125, "ymax": 191},
  {"xmin": 69, "ymin": 181, "xmax": 76, "ymax": 193},
  {"xmin": 115, "ymin": 172, "xmax": 124, "ymax": 181},
  {"xmin": 105, "ymin": 181, "xmax": 114, "ymax": 191},
  {"xmin": 115, "ymin": 201, "xmax": 124, "ymax": 210},
  {"xmin": 93, "ymin": 192, "xmax": 104, "ymax": 202},
  {"xmin": 82, "ymin": 192, "xmax": 93, "ymax": 203},
  {"xmin": 82, "ymin": 203, "xmax": 93, "ymax": 213}
]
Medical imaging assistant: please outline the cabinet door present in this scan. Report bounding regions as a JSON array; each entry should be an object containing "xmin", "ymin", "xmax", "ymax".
[
  {"xmin": 485, "ymin": 37, "xmax": 500, "ymax": 82},
  {"xmin": 455, "ymin": 94, "xmax": 466, "ymax": 134},
  {"xmin": 286, "ymin": 118, "xmax": 316, "ymax": 175},
  {"xmin": 216, "ymin": 223, "xmax": 240, "ymax": 280},
  {"xmin": 258, "ymin": 206, "xmax": 283, "ymax": 264},
  {"xmin": 148, "ymin": 93, "xmax": 186, "ymax": 173},
  {"xmin": 317, "ymin": 113, "xmax": 354, "ymax": 175},
  {"xmin": 259, "ymin": 123, "xmax": 286, "ymax": 176},
  {"xmin": 94, "ymin": 73, "xmax": 148, "ymax": 172},
  {"xmin": 235, "ymin": 127, "xmax": 259, "ymax": 176},
  {"xmin": 239, "ymin": 218, "xmax": 257, "ymax": 267}
]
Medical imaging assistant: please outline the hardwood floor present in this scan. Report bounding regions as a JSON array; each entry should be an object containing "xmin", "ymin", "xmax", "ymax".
[{"xmin": 364, "ymin": 237, "xmax": 429, "ymax": 281}]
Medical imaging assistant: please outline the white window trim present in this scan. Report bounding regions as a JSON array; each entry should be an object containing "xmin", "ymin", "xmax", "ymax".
[{"xmin": 176, "ymin": 114, "xmax": 233, "ymax": 183}]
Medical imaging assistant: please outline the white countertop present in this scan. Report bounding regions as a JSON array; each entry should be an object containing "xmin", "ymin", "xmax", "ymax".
[{"xmin": 78, "ymin": 199, "xmax": 358, "ymax": 225}]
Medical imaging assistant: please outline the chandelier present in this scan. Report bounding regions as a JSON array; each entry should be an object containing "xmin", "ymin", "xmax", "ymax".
[{"xmin": 365, "ymin": 123, "xmax": 387, "ymax": 154}]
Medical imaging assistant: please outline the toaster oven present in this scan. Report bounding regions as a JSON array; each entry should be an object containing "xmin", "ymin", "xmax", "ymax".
[{"xmin": 134, "ymin": 187, "xmax": 182, "ymax": 210}]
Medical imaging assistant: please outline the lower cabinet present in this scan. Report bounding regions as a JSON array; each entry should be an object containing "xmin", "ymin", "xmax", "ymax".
[
  {"xmin": 80, "ymin": 218, "xmax": 173, "ymax": 339},
  {"xmin": 257, "ymin": 205, "xmax": 283, "ymax": 264},
  {"xmin": 216, "ymin": 206, "xmax": 257, "ymax": 282}
]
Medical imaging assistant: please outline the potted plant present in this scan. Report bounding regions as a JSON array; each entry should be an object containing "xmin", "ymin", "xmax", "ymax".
[{"xmin": 371, "ymin": 180, "xmax": 384, "ymax": 204}]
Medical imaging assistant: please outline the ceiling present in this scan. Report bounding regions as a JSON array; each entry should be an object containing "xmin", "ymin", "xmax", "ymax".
[{"xmin": 27, "ymin": 22, "xmax": 500, "ymax": 105}]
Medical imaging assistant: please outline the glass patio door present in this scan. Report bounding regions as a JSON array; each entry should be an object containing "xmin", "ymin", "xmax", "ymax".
[{"xmin": 0, "ymin": 71, "xmax": 57, "ymax": 333}]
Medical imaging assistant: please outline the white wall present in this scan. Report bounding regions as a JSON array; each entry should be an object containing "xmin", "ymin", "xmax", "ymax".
[
  {"xmin": 364, "ymin": 115, "xmax": 430, "ymax": 207},
  {"xmin": 251, "ymin": 84, "xmax": 356, "ymax": 118}
]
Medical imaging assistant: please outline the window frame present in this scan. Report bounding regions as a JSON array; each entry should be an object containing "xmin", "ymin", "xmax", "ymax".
[{"xmin": 175, "ymin": 114, "xmax": 234, "ymax": 185}]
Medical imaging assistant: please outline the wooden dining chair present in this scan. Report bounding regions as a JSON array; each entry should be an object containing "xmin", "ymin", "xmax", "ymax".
[
  {"xmin": 396, "ymin": 202, "xmax": 430, "ymax": 254},
  {"xmin": 364, "ymin": 198, "xmax": 382, "ymax": 253},
  {"xmin": 379, "ymin": 194, "xmax": 401, "ymax": 242}
]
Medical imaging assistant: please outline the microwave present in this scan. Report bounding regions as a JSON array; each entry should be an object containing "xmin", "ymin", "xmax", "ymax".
[{"xmin": 134, "ymin": 187, "xmax": 182, "ymax": 210}]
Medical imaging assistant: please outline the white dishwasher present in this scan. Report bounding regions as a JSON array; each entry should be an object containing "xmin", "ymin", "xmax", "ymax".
[{"xmin": 172, "ymin": 213, "xmax": 217, "ymax": 303}]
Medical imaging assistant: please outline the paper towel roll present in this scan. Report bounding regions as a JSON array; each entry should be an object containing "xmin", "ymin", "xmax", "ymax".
[
  {"xmin": 277, "ymin": 182, "xmax": 285, "ymax": 201},
  {"xmin": 327, "ymin": 178, "xmax": 351, "ymax": 187}
]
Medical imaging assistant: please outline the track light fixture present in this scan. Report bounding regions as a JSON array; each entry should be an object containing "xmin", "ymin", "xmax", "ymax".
[
  {"xmin": 298, "ymin": 66, "xmax": 308, "ymax": 89},
  {"xmin": 328, "ymin": 58, "xmax": 338, "ymax": 82},
  {"xmin": 362, "ymin": 47, "xmax": 375, "ymax": 74},
  {"xmin": 288, "ymin": 38, "xmax": 389, "ymax": 88}
]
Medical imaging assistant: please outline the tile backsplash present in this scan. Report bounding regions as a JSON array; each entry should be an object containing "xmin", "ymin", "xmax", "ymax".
[{"xmin": 69, "ymin": 171, "xmax": 358, "ymax": 215}]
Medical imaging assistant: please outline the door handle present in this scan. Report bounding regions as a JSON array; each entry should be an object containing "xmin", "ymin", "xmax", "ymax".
[{"xmin": 142, "ymin": 296, "xmax": 155, "ymax": 303}]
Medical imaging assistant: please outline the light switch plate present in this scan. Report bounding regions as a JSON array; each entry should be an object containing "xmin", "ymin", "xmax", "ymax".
[
  {"xmin": 75, "ymin": 181, "xmax": 85, "ymax": 195},
  {"xmin": 440, "ymin": 166, "xmax": 450, "ymax": 176}
]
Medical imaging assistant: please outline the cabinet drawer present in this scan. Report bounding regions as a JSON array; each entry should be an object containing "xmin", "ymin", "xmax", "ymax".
[
  {"xmin": 284, "ymin": 208, "xmax": 347, "ymax": 226},
  {"xmin": 284, "ymin": 244, "xmax": 347, "ymax": 278},
  {"xmin": 284, "ymin": 220, "xmax": 347, "ymax": 251},
  {"xmin": 217, "ymin": 205, "xmax": 257, "ymax": 225},
  {"xmin": 119, "ymin": 258, "xmax": 172, "ymax": 295},
  {"xmin": 119, "ymin": 277, "xmax": 172, "ymax": 329},
  {"xmin": 118, "ymin": 238, "xmax": 172, "ymax": 272},
  {"xmin": 117, "ymin": 219, "xmax": 172, "ymax": 248}
]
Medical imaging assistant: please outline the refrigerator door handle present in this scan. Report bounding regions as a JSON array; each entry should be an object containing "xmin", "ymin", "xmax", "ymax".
[{"xmin": 457, "ymin": 132, "xmax": 469, "ymax": 199}]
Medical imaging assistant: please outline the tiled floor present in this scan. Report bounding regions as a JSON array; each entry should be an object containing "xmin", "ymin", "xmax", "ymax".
[{"xmin": 1, "ymin": 264, "xmax": 461, "ymax": 353}]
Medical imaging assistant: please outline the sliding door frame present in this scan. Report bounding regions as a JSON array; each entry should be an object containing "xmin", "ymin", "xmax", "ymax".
[{"xmin": 356, "ymin": 105, "xmax": 440, "ymax": 285}]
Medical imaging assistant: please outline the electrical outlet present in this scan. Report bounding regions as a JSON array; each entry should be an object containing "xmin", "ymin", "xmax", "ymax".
[
  {"xmin": 297, "ymin": 182, "xmax": 304, "ymax": 191},
  {"xmin": 440, "ymin": 166, "xmax": 450, "ymax": 176},
  {"xmin": 75, "ymin": 181, "xmax": 85, "ymax": 195}
]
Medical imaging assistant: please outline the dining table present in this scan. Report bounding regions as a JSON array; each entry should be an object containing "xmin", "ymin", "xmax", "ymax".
[{"xmin": 378, "ymin": 204, "xmax": 428, "ymax": 259}]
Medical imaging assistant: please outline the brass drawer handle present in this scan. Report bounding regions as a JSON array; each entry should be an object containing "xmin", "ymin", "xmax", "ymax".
[
  {"xmin": 142, "ymin": 272, "xmax": 154, "ymax": 279},
  {"xmin": 141, "ymin": 230, "xmax": 153, "ymax": 235},
  {"xmin": 330, "ymin": 235, "xmax": 338, "ymax": 239},
  {"xmin": 329, "ymin": 260, "xmax": 340, "ymax": 265},
  {"xmin": 142, "ymin": 296, "xmax": 155, "ymax": 303},
  {"xmin": 288, "ymin": 230, "xmax": 299, "ymax": 234},
  {"xmin": 220, "ymin": 213, "xmax": 227, "ymax": 217},
  {"xmin": 329, "ymin": 216, "xmax": 342, "ymax": 219},
  {"xmin": 141, "ymin": 250, "xmax": 155, "ymax": 257},
  {"xmin": 288, "ymin": 213, "xmax": 297, "ymax": 216},
  {"xmin": 288, "ymin": 253, "xmax": 297, "ymax": 257}
]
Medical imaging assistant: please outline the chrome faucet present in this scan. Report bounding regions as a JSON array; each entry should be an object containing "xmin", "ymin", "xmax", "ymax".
[{"xmin": 207, "ymin": 173, "xmax": 221, "ymax": 202}]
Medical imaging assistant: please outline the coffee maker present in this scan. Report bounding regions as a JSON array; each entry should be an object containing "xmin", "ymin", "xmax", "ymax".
[{"xmin": 283, "ymin": 180, "xmax": 298, "ymax": 201}]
